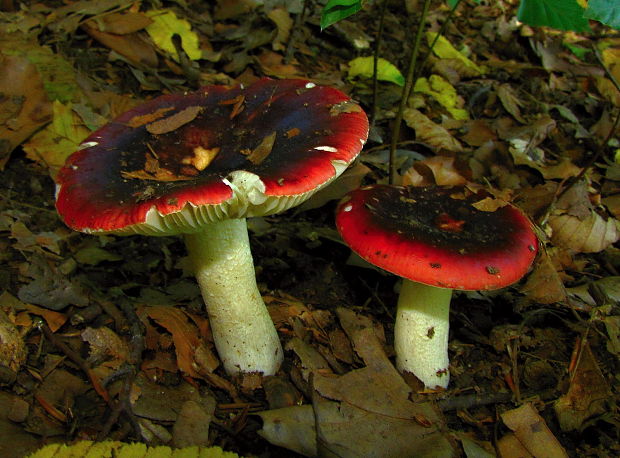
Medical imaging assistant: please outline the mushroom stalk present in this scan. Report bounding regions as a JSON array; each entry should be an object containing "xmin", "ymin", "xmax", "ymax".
[
  {"xmin": 184, "ymin": 218, "xmax": 283, "ymax": 375},
  {"xmin": 394, "ymin": 280, "xmax": 451, "ymax": 388}
]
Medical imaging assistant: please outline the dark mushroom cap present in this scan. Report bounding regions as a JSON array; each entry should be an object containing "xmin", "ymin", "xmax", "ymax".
[
  {"xmin": 336, "ymin": 185, "xmax": 538, "ymax": 290},
  {"xmin": 56, "ymin": 78, "xmax": 368, "ymax": 235}
]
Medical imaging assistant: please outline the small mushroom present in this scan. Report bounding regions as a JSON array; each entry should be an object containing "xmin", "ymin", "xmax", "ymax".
[
  {"xmin": 335, "ymin": 185, "xmax": 538, "ymax": 388},
  {"xmin": 56, "ymin": 78, "xmax": 369, "ymax": 376}
]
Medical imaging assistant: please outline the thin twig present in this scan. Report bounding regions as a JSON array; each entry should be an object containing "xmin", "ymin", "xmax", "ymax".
[
  {"xmin": 370, "ymin": 0, "xmax": 390, "ymax": 128},
  {"xmin": 388, "ymin": 0, "xmax": 432, "ymax": 184},
  {"xmin": 285, "ymin": 0, "xmax": 309, "ymax": 63}
]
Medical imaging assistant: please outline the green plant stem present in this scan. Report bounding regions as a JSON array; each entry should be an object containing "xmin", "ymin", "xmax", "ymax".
[
  {"xmin": 371, "ymin": 0, "xmax": 390, "ymax": 128},
  {"xmin": 388, "ymin": 0, "xmax": 432, "ymax": 184}
]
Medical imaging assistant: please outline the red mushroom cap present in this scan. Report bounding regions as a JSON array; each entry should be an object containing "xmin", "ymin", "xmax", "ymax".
[
  {"xmin": 56, "ymin": 78, "xmax": 368, "ymax": 235},
  {"xmin": 336, "ymin": 185, "xmax": 538, "ymax": 290}
]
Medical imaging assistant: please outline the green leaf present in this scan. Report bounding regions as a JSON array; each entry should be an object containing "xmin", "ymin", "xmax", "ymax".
[
  {"xmin": 584, "ymin": 0, "xmax": 620, "ymax": 30},
  {"xmin": 446, "ymin": 0, "xmax": 479, "ymax": 9},
  {"xmin": 320, "ymin": 0, "xmax": 363, "ymax": 30},
  {"xmin": 347, "ymin": 56, "xmax": 404, "ymax": 86},
  {"xmin": 517, "ymin": 0, "xmax": 590, "ymax": 32},
  {"xmin": 563, "ymin": 42, "xmax": 590, "ymax": 59}
]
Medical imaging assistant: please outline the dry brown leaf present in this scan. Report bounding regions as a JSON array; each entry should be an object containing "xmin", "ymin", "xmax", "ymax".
[
  {"xmin": 242, "ymin": 131, "xmax": 276, "ymax": 165},
  {"xmin": 501, "ymin": 403, "xmax": 568, "ymax": 458},
  {"xmin": 267, "ymin": 7, "xmax": 293, "ymax": 52},
  {"xmin": 82, "ymin": 21, "xmax": 158, "ymax": 68},
  {"xmin": 255, "ymin": 50, "xmax": 302, "ymax": 79},
  {"xmin": 127, "ymin": 106, "xmax": 174, "ymax": 128},
  {"xmin": 402, "ymin": 108, "xmax": 463, "ymax": 153},
  {"xmin": 549, "ymin": 211, "xmax": 620, "ymax": 253},
  {"xmin": 218, "ymin": 94, "xmax": 245, "ymax": 119},
  {"xmin": 146, "ymin": 106, "xmax": 202, "ymax": 135},
  {"xmin": 521, "ymin": 249, "xmax": 567, "ymax": 304},
  {"xmin": 461, "ymin": 119, "xmax": 496, "ymax": 146},
  {"xmin": 554, "ymin": 340, "xmax": 610, "ymax": 431},
  {"xmin": 91, "ymin": 12, "xmax": 153, "ymax": 35},
  {"xmin": 145, "ymin": 306, "xmax": 219, "ymax": 378},
  {"xmin": 403, "ymin": 155, "xmax": 468, "ymax": 186},
  {"xmin": 497, "ymin": 83, "xmax": 525, "ymax": 123},
  {"xmin": 0, "ymin": 54, "xmax": 52, "ymax": 168}
]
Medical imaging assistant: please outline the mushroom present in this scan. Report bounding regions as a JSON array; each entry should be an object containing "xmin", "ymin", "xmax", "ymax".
[
  {"xmin": 56, "ymin": 78, "xmax": 369, "ymax": 376},
  {"xmin": 335, "ymin": 185, "xmax": 537, "ymax": 388}
]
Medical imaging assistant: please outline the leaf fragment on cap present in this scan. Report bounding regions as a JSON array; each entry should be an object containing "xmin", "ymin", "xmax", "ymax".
[
  {"xmin": 146, "ymin": 105, "xmax": 202, "ymax": 134},
  {"xmin": 241, "ymin": 131, "xmax": 277, "ymax": 165}
]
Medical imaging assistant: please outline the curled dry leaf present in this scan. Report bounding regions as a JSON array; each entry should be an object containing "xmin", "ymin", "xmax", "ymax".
[
  {"xmin": 549, "ymin": 211, "xmax": 620, "ymax": 253},
  {"xmin": 402, "ymin": 108, "xmax": 463, "ymax": 153},
  {"xmin": 267, "ymin": 7, "xmax": 293, "ymax": 52},
  {"xmin": 554, "ymin": 340, "xmax": 610, "ymax": 431},
  {"xmin": 501, "ymin": 403, "xmax": 568, "ymax": 458},
  {"xmin": 521, "ymin": 249, "xmax": 567, "ymax": 304},
  {"xmin": 402, "ymin": 155, "xmax": 468, "ymax": 186},
  {"xmin": 497, "ymin": 83, "xmax": 525, "ymax": 123}
]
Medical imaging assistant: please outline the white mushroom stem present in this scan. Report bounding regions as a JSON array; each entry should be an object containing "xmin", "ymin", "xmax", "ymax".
[
  {"xmin": 184, "ymin": 218, "xmax": 283, "ymax": 376},
  {"xmin": 394, "ymin": 280, "xmax": 452, "ymax": 389}
]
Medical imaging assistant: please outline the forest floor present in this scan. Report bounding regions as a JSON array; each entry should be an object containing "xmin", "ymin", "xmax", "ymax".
[{"xmin": 0, "ymin": 0, "xmax": 619, "ymax": 457}]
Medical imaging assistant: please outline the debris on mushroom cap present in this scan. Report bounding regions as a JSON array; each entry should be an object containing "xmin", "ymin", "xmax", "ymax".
[
  {"xmin": 336, "ymin": 185, "xmax": 538, "ymax": 291},
  {"xmin": 56, "ymin": 78, "xmax": 369, "ymax": 235}
]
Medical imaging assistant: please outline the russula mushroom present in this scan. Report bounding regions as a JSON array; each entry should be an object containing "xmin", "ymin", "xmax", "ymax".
[
  {"xmin": 56, "ymin": 78, "xmax": 369, "ymax": 376},
  {"xmin": 335, "ymin": 185, "xmax": 537, "ymax": 388}
]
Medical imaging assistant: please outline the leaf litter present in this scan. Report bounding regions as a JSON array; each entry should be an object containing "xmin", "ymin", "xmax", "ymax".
[{"xmin": 0, "ymin": 0, "xmax": 619, "ymax": 456}]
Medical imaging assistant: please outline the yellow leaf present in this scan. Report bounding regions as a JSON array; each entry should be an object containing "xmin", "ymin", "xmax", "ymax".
[
  {"xmin": 348, "ymin": 56, "xmax": 405, "ymax": 86},
  {"xmin": 427, "ymin": 32, "xmax": 485, "ymax": 76},
  {"xmin": 146, "ymin": 10, "xmax": 201, "ymax": 62},
  {"xmin": 413, "ymin": 75, "xmax": 469, "ymax": 120},
  {"xmin": 22, "ymin": 101, "xmax": 90, "ymax": 178}
]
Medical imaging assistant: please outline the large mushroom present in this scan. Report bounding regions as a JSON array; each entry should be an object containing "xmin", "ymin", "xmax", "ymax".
[
  {"xmin": 56, "ymin": 78, "xmax": 369, "ymax": 376},
  {"xmin": 335, "ymin": 185, "xmax": 537, "ymax": 388}
]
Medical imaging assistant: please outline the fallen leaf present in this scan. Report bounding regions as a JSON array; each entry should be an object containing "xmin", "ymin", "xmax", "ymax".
[
  {"xmin": 82, "ymin": 21, "xmax": 158, "ymax": 68},
  {"xmin": 0, "ymin": 54, "xmax": 52, "ymax": 169},
  {"xmin": 402, "ymin": 155, "xmax": 468, "ymax": 186},
  {"xmin": 127, "ymin": 106, "xmax": 175, "ymax": 128},
  {"xmin": 402, "ymin": 108, "xmax": 463, "ymax": 153},
  {"xmin": 257, "ymin": 405, "xmax": 317, "ymax": 456},
  {"xmin": 549, "ymin": 211, "xmax": 620, "ymax": 253},
  {"xmin": 82, "ymin": 327, "xmax": 130, "ymax": 366},
  {"xmin": 145, "ymin": 10, "xmax": 202, "ymax": 62},
  {"xmin": 501, "ymin": 403, "xmax": 568, "ymax": 458},
  {"xmin": 414, "ymin": 75, "xmax": 469, "ymax": 120},
  {"xmin": 0, "ymin": 309, "xmax": 27, "ymax": 372},
  {"xmin": 22, "ymin": 101, "xmax": 91, "ymax": 178},
  {"xmin": 267, "ymin": 7, "xmax": 293, "ymax": 52},
  {"xmin": 348, "ymin": 56, "xmax": 405, "ymax": 86},
  {"xmin": 427, "ymin": 32, "xmax": 485, "ymax": 76},
  {"xmin": 242, "ymin": 131, "xmax": 276, "ymax": 165},
  {"xmin": 554, "ymin": 340, "xmax": 610, "ymax": 431},
  {"xmin": 146, "ymin": 105, "xmax": 203, "ymax": 135},
  {"xmin": 145, "ymin": 306, "xmax": 219, "ymax": 378},
  {"xmin": 497, "ymin": 83, "xmax": 526, "ymax": 123}
]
